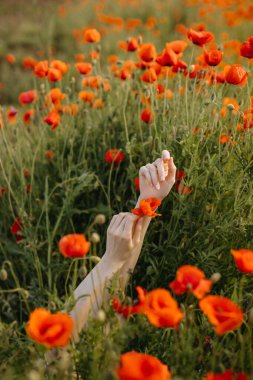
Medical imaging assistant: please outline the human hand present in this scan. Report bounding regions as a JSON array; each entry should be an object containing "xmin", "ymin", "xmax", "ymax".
[
  {"xmin": 139, "ymin": 150, "xmax": 177, "ymax": 202},
  {"xmin": 103, "ymin": 213, "xmax": 146, "ymax": 266}
]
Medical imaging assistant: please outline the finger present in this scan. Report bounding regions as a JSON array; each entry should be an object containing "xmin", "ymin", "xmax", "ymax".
[
  {"xmin": 154, "ymin": 158, "xmax": 165, "ymax": 182},
  {"xmin": 139, "ymin": 166, "xmax": 153, "ymax": 188},
  {"xmin": 133, "ymin": 217, "xmax": 145, "ymax": 245},
  {"xmin": 166, "ymin": 157, "xmax": 177, "ymax": 182},
  {"xmin": 108, "ymin": 215, "xmax": 118, "ymax": 232},
  {"xmin": 146, "ymin": 163, "xmax": 160, "ymax": 190},
  {"xmin": 123, "ymin": 214, "xmax": 139, "ymax": 237},
  {"xmin": 114, "ymin": 213, "xmax": 129, "ymax": 233},
  {"xmin": 162, "ymin": 150, "xmax": 171, "ymax": 161},
  {"xmin": 110, "ymin": 213, "xmax": 127, "ymax": 232}
]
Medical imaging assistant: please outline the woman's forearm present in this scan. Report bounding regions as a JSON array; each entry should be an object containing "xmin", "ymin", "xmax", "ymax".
[{"xmin": 70, "ymin": 257, "xmax": 123, "ymax": 341}]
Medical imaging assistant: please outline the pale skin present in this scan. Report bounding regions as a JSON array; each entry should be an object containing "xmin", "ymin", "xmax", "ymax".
[{"xmin": 70, "ymin": 150, "xmax": 177, "ymax": 341}]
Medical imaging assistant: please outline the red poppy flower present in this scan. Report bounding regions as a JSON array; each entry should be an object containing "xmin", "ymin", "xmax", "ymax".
[
  {"xmin": 138, "ymin": 43, "xmax": 157, "ymax": 62},
  {"xmin": 59, "ymin": 234, "xmax": 90, "ymax": 258},
  {"xmin": 131, "ymin": 198, "xmax": 161, "ymax": 218},
  {"xmin": 225, "ymin": 64, "xmax": 248, "ymax": 86},
  {"xmin": 240, "ymin": 36, "xmax": 253, "ymax": 59},
  {"xmin": 170, "ymin": 265, "xmax": 212, "ymax": 299},
  {"xmin": 84, "ymin": 29, "xmax": 101, "ymax": 43},
  {"xmin": 140, "ymin": 68, "xmax": 157, "ymax": 83},
  {"xmin": 199, "ymin": 295, "xmax": 244, "ymax": 335},
  {"xmin": 18, "ymin": 90, "xmax": 38, "ymax": 105},
  {"xmin": 230, "ymin": 249, "xmax": 253, "ymax": 273},
  {"xmin": 75, "ymin": 62, "xmax": 93, "ymax": 75},
  {"xmin": 44, "ymin": 111, "xmax": 60, "ymax": 130},
  {"xmin": 187, "ymin": 29, "xmax": 214, "ymax": 47},
  {"xmin": 205, "ymin": 370, "xmax": 249, "ymax": 380},
  {"xmin": 203, "ymin": 48, "xmax": 223, "ymax": 66},
  {"xmin": 141, "ymin": 108, "xmax": 153, "ymax": 123},
  {"xmin": 104, "ymin": 149, "xmax": 124, "ymax": 165}
]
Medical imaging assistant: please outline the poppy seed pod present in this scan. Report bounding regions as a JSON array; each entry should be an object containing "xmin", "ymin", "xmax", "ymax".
[
  {"xmin": 94, "ymin": 214, "xmax": 106, "ymax": 225},
  {"xmin": 91, "ymin": 232, "xmax": 100, "ymax": 243},
  {"xmin": 0, "ymin": 269, "xmax": 8, "ymax": 281}
]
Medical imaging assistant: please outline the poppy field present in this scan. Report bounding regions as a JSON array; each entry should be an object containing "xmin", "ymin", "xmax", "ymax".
[{"xmin": 1, "ymin": 0, "xmax": 253, "ymax": 379}]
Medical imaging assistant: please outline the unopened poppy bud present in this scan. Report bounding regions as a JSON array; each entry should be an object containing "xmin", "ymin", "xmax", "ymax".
[
  {"xmin": 89, "ymin": 256, "xmax": 101, "ymax": 264},
  {"xmin": 22, "ymin": 289, "xmax": 30, "ymax": 299},
  {"xmin": 79, "ymin": 265, "xmax": 88, "ymax": 278},
  {"xmin": 138, "ymin": 35, "xmax": 143, "ymax": 44},
  {"xmin": 210, "ymin": 272, "xmax": 221, "ymax": 283},
  {"xmin": 40, "ymin": 83, "xmax": 45, "ymax": 94},
  {"xmin": 227, "ymin": 103, "xmax": 235, "ymax": 111},
  {"xmin": 97, "ymin": 309, "xmax": 106, "ymax": 322},
  {"xmin": 70, "ymin": 76, "xmax": 76, "ymax": 84},
  {"xmin": 94, "ymin": 214, "xmax": 106, "ymax": 225},
  {"xmin": 126, "ymin": 37, "xmax": 131, "ymax": 43},
  {"xmin": 91, "ymin": 232, "xmax": 100, "ymax": 243},
  {"xmin": 189, "ymin": 65, "xmax": 195, "ymax": 73},
  {"xmin": 0, "ymin": 269, "xmax": 7, "ymax": 281},
  {"xmin": 218, "ymin": 44, "xmax": 223, "ymax": 51},
  {"xmin": 247, "ymin": 308, "xmax": 253, "ymax": 325}
]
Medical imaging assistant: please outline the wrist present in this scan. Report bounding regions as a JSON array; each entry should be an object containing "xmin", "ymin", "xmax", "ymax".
[{"xmin": 101, "ymin": 252, "xmax": 126, "ymax": 271}]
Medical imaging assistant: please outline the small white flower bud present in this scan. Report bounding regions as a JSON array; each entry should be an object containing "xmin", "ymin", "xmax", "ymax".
[
  {"xmin": 94, "ymin": 214, "xmax": 106, "ymax": 225},
  {"xmin": 90, "ymin": 232, "xmax": 100, "ymax": 244}
]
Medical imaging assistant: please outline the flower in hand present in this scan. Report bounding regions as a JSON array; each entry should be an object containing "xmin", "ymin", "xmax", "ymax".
[{"xmin": 131, "ymin": 198, "xmax": 161, "ymax": 218}]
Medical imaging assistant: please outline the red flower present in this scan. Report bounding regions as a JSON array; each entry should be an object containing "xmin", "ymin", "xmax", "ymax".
[
  {"xmin": 59, "ymin": 234, "xmax": 90, "ymax": 258},
  {"xmin": 225, "ymin": 64, "xmax": 248, "ymax": 86},
  {"xmin": 44, "ymin": 111, "xmax": 60, "ymax": 130},
  {"xmin": 75, "ymin": 62, "xmax": 93, "ymax": 75},
  {"xmin": 169, "ymin": 265, "xmax": 212, "ymax": 299},
  {"xmin": 134, "ymin": 177, "xmax": 140, "ymax": 192},
  {"xmin": 199, "ymin": 295, "xmax": 244, "ymax": 335},
  {"xmin": 84, "ymin": 29, "xmax": 101, "ymax": 43},
  {"xmin": 18, "ymin": 90, "xmax": 38, "ymax": 105},
  {"xmin": 140, "ymin": 68, "xmax": 157, "ymax": 83},
  {"xmin": 187, "ymin": 29, "xmax": 214, "ymax": 47},
  {"xmin": 33, "ymin": 61, "xmax": 49, "ymax": 78},
  {"xmin": 205, "ymin": 370, "xmax": 249, "ymax": 380},
  {"xmin": 104, "ymin": 149, "xmax": 124, "ymax": 165},
  {"xmin": 131, "ymin": 198, "xmax": 161, "ymax": 218},
  {"xmin": 240, "ymin": 36, "xmax": 253, "ymax": 59},
  {"xmin": 11, "ymin": 217, "xmax": 23, "ymax": 242},
  {"xmin": 138, "ymin": 43, "xmax": 157, "ymax": 62},
  {"xmin": 203, "ymin": 48, "xmax": 223, "ymax": 66},
  {"xmin": 141, "ymin": 108, "xmax": 153, "ymax": 123},
  {"xmin": 230, "ymin": 249, "xmax": 253, "ymax": 273}
]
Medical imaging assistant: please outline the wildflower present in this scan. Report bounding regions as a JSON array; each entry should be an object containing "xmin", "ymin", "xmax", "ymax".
[
  {"xmin": 23, "ymin": 110, "xmax": 35, "ymax": 124},
  {"xmin": 75, "ymin": 62, "xmax": 92, "ymax": 75},
  {"xmin": 7, "ymin": 107, "xmax": 18, "ymax": 124},
  {"xmin": 79, "ymin": 91, "xmax": 95, "ymax": 105},
  {"xmin": 240, "ymin": 36, "xmax": 253, "ymax": 59},
  {"xmin": 116, "ymin": 351, "xmax": 171, "ymax": 380},
  {"xmin": 140, "ymin": 68, "xmax": 157, "ymax": 83},
  {"xmin": 50, "ymin": 60, "xmax": 68, "ymax": 75},
  {"xmin": 199, "ymin": 295, "xmax": 244, "ymax": 335},
  {"xmin": 187, "ymin": 29, "xmax": 214, "ymax": 47},
  {"xmin": 104, "ymin": 149, "xmax": 124, "ymax": 165},
  {"xmin": 141, "ymin": 109, "xmax": 153, "ymax": 123},
  {"xmin": 26, "ymin": 308, "xmax": 73, "ymax": 348},
  {"xmin": 166, "ymin": 40, "xmax": 188, "ymax": 54},
  {"xmin": 22, "ymin": 56, "xmax": 37, "ymax": 70},
  {"xmin": 5, "ymin": 54, "xmax": 16, "ymax": 64},
  {"xmin": 33, "ymin": 61, "xmax": 49, "ymax": 78},
  {"xmin": 225, "ymin": 64, "xmax": 248, "ymax": 86},
  {"xmin": 11, "ymin": 217, "xmax": 23, "ymax": 242},
  {"xmin": 59, "ymin": 234, "xmax": 90, "ymax": 258},
  {"xmin": 18, "ymin": 90, "xmax": 38, "ymax": 105},
  {"xmin": 46, "ymin": 88, "xmax": 66, "ymax": 108},
  {"xmin": 47, "ymin": 68, "xmax": 62, "ymax": 82},
  {"xmin": 156, "ymin": 47, "xmax": 178, "ymax": 67},
  {"xmin": 170, "ymin": 265, "xmax": 212, "ymax": 299},
  {"xmin": 45, "ymin": 150, "xmax": 55, "ymax": 160},
  {"xmin": 205, "ymin": 370, "xmax": 249, "ymax": 380},
  {"xmin": 203, "ymin": 47, "xmax": 223, "ymax": 66},
  {"xmin": 84, "ymin": 29, "xmax": 101, "ymax": 43},
  {"xmin": 131, "ymin": 198, "xmax": 161, "ymax": 217},
  {"xmin": 230, "ymin": 249, "xmax": 253, "ymax": 273},
  {"xmin": 138, "ymin": 43, "xmax": 157, "ymax": 62},
  {"xmin": 44, "ymin": 111, "xmax": 60, "ymax": 130}
]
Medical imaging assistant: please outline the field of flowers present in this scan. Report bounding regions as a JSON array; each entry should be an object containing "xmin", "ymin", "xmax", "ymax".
[{"xmin": 1, "ymin": 0, "xmax": 253, "ymax": 379}]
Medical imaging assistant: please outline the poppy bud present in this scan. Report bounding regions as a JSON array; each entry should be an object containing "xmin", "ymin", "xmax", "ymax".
[
  {"xmin": 94, "ymin": 214, "xmax": 106, "ymax": 225},
  {"xmin": 90, "ymin": 232, "xmax": 100, "ymax": 243},
  {"xmin": 89, "ymin": 256, "xmax": 101, "ymax": 264},
  {"xmin": 22, "ymin": 289, "xmax": 30, "ymax": 299},
  {"xmin": 227, "ymin": 103, "xmax": 236, "ymax": 111},
  {"xmin": 0, "ymin": 269, "xmax": 7, "ymax": 281},
  {"xmin": 210, "ymin": 272, "xmax": 221, "ymax": 283},
  {"xmin": 79, "ymin": 265, "xmax": 88, "ymax": 278},
  {"xmin": 96, "ymin": 309, "xmax": 106, "ymax": 322}
]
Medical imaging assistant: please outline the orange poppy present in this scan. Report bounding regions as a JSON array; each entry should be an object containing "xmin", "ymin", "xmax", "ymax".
[
  {"xmin": 203, "ymin": 47, "xmax": 223, "ymax": 66},
  {"xmin": 165, "ymin": 40, "xmax": 188, "ymax": 54},
  {"xmin": 45, "ymin": 150, "xmax": 55, "ymax": 159},
  {"xmin": 75, "ymin": 62, "xmax": 92, "ymax": 75},
  {"xmin": 7, "ymin": 107, "xmax": 18, "ymax": 124},
  {"xmin": 116, "ymin": 351, "xmax": 171, "ymax": 380},
  {"xmin": 140, "ymin": 68, "xmax": 157, "ymax": 83},
  {"xmin": 138, "ymin": 43, "xmax": 157, "ymax": 62},
  {"xmin": 187, "ymin": 29, "xmax": 214, "ymax": 47},
  {"xmin": 84, "ymin": 28, "xmax": 101, "ymax": 43},
  {"xmin": 33, "ymin": 61, "xmax": 49, "ymax": 78},
  {"xmin": 131, "ymin": 198, "xmax": 161, "ymax": 218},
  {"xmin": 59, "ymin": 234, "xmax": 90, "ymax": 258},
  {"xmin": 199, "ymin": 295, "xmax": 243, "ymax": 335},
  {"xmin": 44, "ymin": 111, "xmax": 60, "ymax": 130},
  {"xmin": 230, "ymin": 249, "xmax": 253, "ymax": 273},
  {"xmin": 225, "ymin": 64, "xmax": 248, "ymax": 86},
  {"xmin": 50, "ymin": 60, "xmax": 68, "ymax": 75},
  {"xmin": 18, "ymin": 90, "xmax": 38, "ymax": 105},
  {"xmin": 79, "ymin": 91, "xmax": 95, "ymax": 105},
  {"xmin": 5, "ymin": 54, "xmax": 15, "ymax": 64},
  {"xmin": 156, "ymin": 47, "xmax": 178, "ymax": 67},
  {"xmin": 62, "ymin": 104, "xmax": 79, "ymax": 115},
  {"xmin": 170, "ymin": 265, "xmax": 212, "ymax": 299},
  {"xmin": 47, "ymin": 68, "xmax": 62, "ymax": 82},
  {"xmin": 26, "ymin": 308, "xmax": 73, "ymax": 348},
  {"xmin": 46, "ymin": 88, "xmax": 66, "ymax": 106},
  {"xmin": 22, "ymin": 56, "xmax": 37, "ymax": 70}
]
